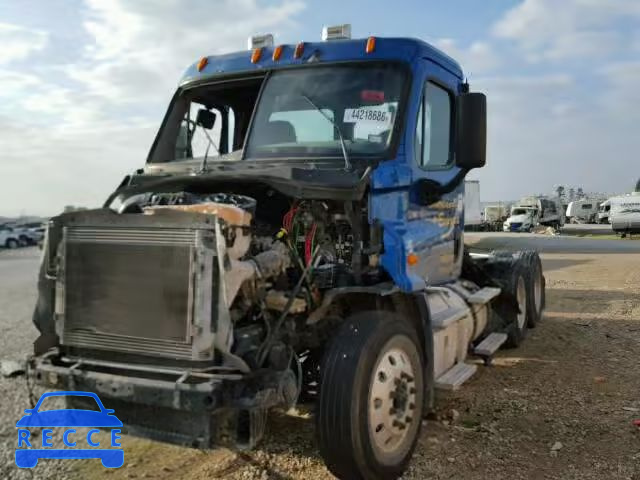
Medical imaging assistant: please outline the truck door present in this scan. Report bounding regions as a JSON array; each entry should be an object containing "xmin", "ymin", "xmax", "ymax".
[{"xmin": 407, "ymin": 60, "xmax": 464, "ymax": 286}]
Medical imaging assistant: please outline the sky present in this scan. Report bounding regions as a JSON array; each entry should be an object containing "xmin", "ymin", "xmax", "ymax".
[{"xmin": 0, "ymin": 0, "xmax": 639, "ymax": 216}]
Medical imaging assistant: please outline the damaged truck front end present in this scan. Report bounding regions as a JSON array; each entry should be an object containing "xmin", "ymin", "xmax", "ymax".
[{"xmin": 33, "ymin": 200, "xmax": 304, "ymax": 448}]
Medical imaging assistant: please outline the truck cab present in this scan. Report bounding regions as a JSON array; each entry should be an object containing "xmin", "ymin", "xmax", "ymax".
[
  {"xmin": 598, "ymin": 200, "xmax": 611, "ymax": 224},
  {"xmin": 504, "ymin": 206, "xmax": 537, "ymax": 232},
  {"xmin": 31, "ymin": 25, "xmax": 545, "ymax": 480}
]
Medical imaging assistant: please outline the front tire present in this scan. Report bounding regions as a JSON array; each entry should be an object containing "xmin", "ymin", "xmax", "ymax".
[
  {"xmin": 317, "ymin": 311, "xmax": 424, "ymax": 480},
  {"xmin": 5, "ymin": 239, "xmax": 18, "ymax": 249}
]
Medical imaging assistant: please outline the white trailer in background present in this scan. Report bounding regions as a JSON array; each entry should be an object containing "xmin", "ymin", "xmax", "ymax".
[
  {"xmin": 566, "ymin": 199, "xmax": 604, "ymax": 224},
  {"xmin": 464, "ymin": 180, "xmax": 483, "ymax": 230},
  {"xmin": 609, "ymin": 192, "xmax": 640, "ymax": 235},
  {"xmin": 483, "ymin": 204, "xmax": 509, "ymax": 231}
]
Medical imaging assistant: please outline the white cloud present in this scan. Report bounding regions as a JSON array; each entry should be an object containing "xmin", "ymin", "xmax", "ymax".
[
  {"xmin": 0, "ymin": 115, "xmax": 157, "ymax": 214},
  {"xmin": 0, "ymin": 23, "xmax": 48, "ymax": 65},
  {"xmin": 67, "ymin": 0, "xmax": 305, "ymax": 104},
  {"xmin": 598, "ymin": 61, "xmax": 640, "ymax": 119},
  {"xmin": 0, "ymin": 0, "xmax": 306, "ymax": 216},
  {"xmin": 471, "ymin": 68, "xmax": 639, "ymax": 200},
  {"xmin": 492, "ymin": 0, "xmax": 640, "ymax": 61},
  {"xmin": 433, "ymin": 39, "xmax": 501, "ymax": 76}
]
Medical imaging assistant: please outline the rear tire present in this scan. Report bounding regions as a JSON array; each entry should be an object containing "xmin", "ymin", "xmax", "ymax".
[
  {"xmin": 520, "ymin": 251, "xmax": 545, "ymax": 328},
  {"xmin": 317, "ymin": 311, "xmax": 424, "ymax": 480},
  {"xmin": 501, "ymin": 267, "xmax": 528, "ymax": 348},
  {"xmin": 483, "ymin": 254, "xmax": 528, "ymax": 348}
]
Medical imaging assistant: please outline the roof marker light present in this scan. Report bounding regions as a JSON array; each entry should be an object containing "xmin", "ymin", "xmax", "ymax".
[
  {"xmin": 197, "ymin": 57, "xmax": 208, "ymax": 72},
  {"xmin": 251, "ymin": 48, "xmax": 262, "ymax": 64},
  {"xmin": 272, "ymin": 45, "xmax": 283, "ymax": 61},
  {"xmin": 248, "ymin": 34, "xmax": 274, "ymax": 50},
  {"xmin": 366, "ymin": 36, "xmax": 376, "ymax": 54},
  {"xmin": 322, "ymin": 24, "xmax": 351, "ymax": 41},
  {"xmin": 294, "ymin": 42, "xmax": 305, "ymax": 59}
]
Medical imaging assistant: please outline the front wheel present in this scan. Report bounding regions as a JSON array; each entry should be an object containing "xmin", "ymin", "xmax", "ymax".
[
  {"xmin": 5, "ymin": 239, "xmax": 18, "ymax": 249},
  {"xmin": 317, "ymin": 311, "xmax": 425, "ymax": 480}
]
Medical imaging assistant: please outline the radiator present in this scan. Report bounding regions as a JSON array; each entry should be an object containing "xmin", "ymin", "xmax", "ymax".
[{"xmin": 56, "ymin": 222, "xmax": 218, "ymax": 361}]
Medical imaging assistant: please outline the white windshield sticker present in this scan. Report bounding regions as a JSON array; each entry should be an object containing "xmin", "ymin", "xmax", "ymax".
[{"xmin": 343, "ymin": 108, "xmax": 392, "ymax": 127}]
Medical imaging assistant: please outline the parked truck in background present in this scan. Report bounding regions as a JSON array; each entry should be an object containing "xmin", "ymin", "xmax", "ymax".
[
  {"xmin": 29, "ymin": 26, "xmax": 546, "ymax": 480},
  {"xmin": 503, "ymin": 195, "xmax": 563, "ymax": 232},
  {"xmin": 598, "ymin": 200, "xmax": 611, "ymax": 224}
]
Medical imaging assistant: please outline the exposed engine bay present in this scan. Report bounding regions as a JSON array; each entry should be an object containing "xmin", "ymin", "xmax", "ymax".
[
  {"xmin": 116, "ymin": 188, "xmax": 383, "ymax": 368},
  {"xmin": 35, "ymin": 183, "xmax": 383, "ymax": 385}
]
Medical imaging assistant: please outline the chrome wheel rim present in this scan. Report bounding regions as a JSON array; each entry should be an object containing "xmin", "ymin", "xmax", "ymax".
[
  {"xmin": 368, "ymin": 341, "xmax": 418, "ymax": 456},
  {"xmin": 517, "ymin": 276, "xmax": 526, "ymax": 329}
]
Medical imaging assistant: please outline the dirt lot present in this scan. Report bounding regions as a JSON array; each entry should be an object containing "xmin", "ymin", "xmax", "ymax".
[{"xmin": 2, "ymin": 248, "xmax": 640, "ymax": 480}]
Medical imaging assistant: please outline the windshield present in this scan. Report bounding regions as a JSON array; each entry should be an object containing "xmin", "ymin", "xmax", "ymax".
[
  {"xmin": 512, "ymin": 208, "xmax": 532, "ymax": 216},
  {"xmin": 245, "ymin": 64, "xmax": 406, "ymax": 160},
  {"xmin": 149, "ymin": 63, "xmax": 406, "ymax": 166}
]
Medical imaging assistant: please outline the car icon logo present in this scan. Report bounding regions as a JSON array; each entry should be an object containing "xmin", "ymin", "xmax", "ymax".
[{"xmin": 15, "ymin": 391, "xmax": 124, "ymax": 468}]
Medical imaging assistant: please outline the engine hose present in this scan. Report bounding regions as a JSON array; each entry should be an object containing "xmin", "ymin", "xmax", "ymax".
[{"xmin": 257, "ymin": 246, "xmax": 319, "ymax": 367}]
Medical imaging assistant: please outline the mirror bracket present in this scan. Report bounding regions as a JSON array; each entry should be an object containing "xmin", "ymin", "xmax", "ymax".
[{"xmin": 416, "ymin": 170, "xmax": 468, "ymax": 206}]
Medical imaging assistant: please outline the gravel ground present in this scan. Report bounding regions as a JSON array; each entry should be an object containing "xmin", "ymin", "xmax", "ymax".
[
  {"xmin": 0, "ymin": 248, "xmax": 74, "ymax": 480},
  {"xmin": 1, "ymin": 247, "xmax": 639, "ymax": 479}
]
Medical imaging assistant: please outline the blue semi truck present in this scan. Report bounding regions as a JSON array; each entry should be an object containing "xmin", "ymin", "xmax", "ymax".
[{"xmin": 31, "ymin": 25, "xmax": 545, "ymax": 479}]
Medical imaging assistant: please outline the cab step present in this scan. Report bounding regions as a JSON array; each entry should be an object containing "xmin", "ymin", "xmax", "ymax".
[
  {"xmin": 435, "ymin": 362, "xmax": 477, "ymax": 391},
  {"xmin": 467, "ymin": 286, "xmax": 501, "ymax": 305},
  {"xmin": 473, "ymin": 332, "xmax": 508, "ymax": 364}
]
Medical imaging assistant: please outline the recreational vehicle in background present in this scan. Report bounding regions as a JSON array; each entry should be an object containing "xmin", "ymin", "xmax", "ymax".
[
  {"xmin": 609, "ymin": 193, "xmax": 640, "ymax": 235},
  {"xmin": 608, "ymin": 179, "xmax": 640, "ymax": 235},
  {"xmin": 566, "ymin": 199, "xmax": 604, "ymax": 224}
]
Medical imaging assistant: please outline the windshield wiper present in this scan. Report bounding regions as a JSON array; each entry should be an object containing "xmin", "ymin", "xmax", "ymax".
[
  {"xmin": 184, "ymin": 118, "xmax": 220, "ymax": 174},
  {"xmin": 300, "ymin": 94, "xmax": 352, "ymax": 172},
  {"xmin": 198, "ymin": 128, "xmax": 220, "ymax": 174}
]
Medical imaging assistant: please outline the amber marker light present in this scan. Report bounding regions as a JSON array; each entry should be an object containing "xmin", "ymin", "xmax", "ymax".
[
  {"xmin": 366, "ymin": 36, "xmax": 376, "ymax": 54},
  {"xmin": 251, "ymin": 48, "xmax": 263, "ymax": 64},
  {"xmin": 407, "ymin": 253, "xmax": 420, "ymax": 266},
  {"xmin": 197, "ymin": 57, "xmax": 208, "ymax": 71},
  {"xmin": 272, "ymin": 45, "xmax": 283, "ymax": 61}
]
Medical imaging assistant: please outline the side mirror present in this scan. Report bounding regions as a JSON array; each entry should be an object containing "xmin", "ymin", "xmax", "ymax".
[
  {"xmin": 196, "ymin": 109, "xmax": 216, "ymax": 129},
  {"xmin": 455, "ymin": 92, "xmax": 486, "ymax": 170}
]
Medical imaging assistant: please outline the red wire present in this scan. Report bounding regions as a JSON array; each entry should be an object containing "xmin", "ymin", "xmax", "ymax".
[
  {"xmin": 304, "ymin": 223, "xmax": 317, "ymax": 266},
  {"xmin": 283, "ymin": 207, "xmax": 298, "ymax": 232}
]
